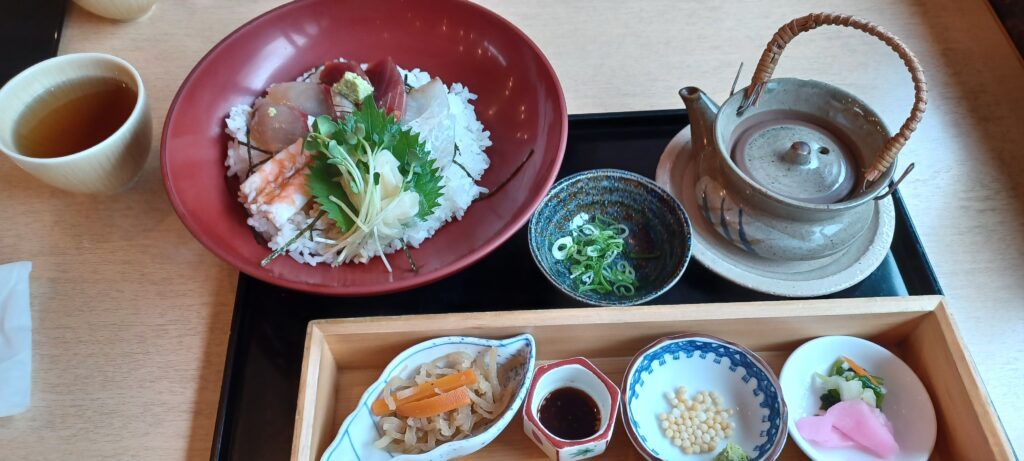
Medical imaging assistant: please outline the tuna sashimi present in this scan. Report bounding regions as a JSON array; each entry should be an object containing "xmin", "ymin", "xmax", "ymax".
[
  {"xmin": 797, "ymin": 400, "xmax": 899, "ymax": 459},
  {"xmin": 365, "ymin": 57, "xmax": 406, "ymax": 119},
  {"xmin": 318, "ymin": 60, "xmax": 368, "ymax": 86}
]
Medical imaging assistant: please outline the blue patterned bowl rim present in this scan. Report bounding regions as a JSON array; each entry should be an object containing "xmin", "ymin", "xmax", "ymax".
[
  {"xmin": 527, "ymin": 168, "xmax": 692, "ymax": 306},
  {"xmin": 620, "ymin": 333, "xmax": 788, "ymax": 461}
]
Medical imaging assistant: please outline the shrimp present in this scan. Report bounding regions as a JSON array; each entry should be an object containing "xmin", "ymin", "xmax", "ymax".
[{"xmin": 239, "ymin": 139, "xmax": 313, "ymax": 231}]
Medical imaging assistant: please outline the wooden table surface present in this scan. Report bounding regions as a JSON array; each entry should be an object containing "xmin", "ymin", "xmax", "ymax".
[{"xmin": 0, "ymin": 0, "xmax": 1021, "ymax": 459}]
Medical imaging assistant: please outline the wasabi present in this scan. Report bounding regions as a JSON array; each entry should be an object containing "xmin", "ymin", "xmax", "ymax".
[
  {"xmin": 714, "ymin": 442, "xmax": 749, "ymax": 461},
  {"xmin": 333, "ymin": 71, "xmax": 374, "ymax": 104}
]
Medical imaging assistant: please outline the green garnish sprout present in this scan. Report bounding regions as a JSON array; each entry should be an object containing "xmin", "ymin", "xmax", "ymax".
[{"xmin": 261, "ymin": 97, "xmax": 442, "ymax": 269}]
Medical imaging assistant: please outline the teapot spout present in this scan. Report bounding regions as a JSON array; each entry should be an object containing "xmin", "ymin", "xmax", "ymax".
[{"xmin": 679, "ymin": 87, "xmax": 719, "ymax": 157}]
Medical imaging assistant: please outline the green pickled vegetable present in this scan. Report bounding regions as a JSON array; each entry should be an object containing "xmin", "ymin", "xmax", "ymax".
[
  {"xmin": 819, "ymin": 388, "xmax": 841, "ymax": 410},
  {"xmin": 815, "ymin": 356, "xmax": 887, "ymax": 410}
]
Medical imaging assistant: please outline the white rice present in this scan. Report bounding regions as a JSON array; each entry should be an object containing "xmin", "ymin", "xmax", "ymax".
[{"xmin": 224, "ymin": 61, "xmax": 491, "ymax": 267}]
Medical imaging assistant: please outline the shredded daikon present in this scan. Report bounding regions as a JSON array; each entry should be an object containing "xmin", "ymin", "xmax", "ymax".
[
  {"xmin": 373, "ymin": 347, "xmax": 514, "ymax": 454},
  {"xmin": 372, "ymin": 435, "xmax": 394, "ymax": 449}
]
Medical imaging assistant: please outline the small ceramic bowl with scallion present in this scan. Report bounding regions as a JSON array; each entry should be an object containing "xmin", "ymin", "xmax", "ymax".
[{"xmin": 528, "ymin": 169, "xmax": 691, "ymax": 306}]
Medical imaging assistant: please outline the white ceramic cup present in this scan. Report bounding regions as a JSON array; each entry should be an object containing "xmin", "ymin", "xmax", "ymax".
[
  {"xmin": 0, "ymin": 53, "xmax": 151, "ymax": 194},
  {"xmin": 73, "ymin": 0, "xmax": 157, "ymax": 21}
]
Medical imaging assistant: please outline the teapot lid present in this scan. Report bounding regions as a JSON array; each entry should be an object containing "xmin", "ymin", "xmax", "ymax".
[{"xmin": 731, "ymin": 116, "xmax": 857, "ymax": 204}]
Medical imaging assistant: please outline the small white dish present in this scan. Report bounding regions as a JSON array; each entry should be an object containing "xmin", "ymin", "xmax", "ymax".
[
  {"xmin": 780, "ymin": 336, "xmax": 937, "ymax": 461},
  {"xmin": 321, "ymin": 334, "xmax": 536, "ymax": 461},
  {"xmin": 622, "ymin": 334, "xmax": 787, "ymax": 461}
]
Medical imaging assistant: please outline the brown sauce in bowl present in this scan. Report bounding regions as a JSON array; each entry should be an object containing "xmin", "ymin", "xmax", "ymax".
[{"xmin": 538, "ymin": 387, "xmax": 600, "ymax": 440}]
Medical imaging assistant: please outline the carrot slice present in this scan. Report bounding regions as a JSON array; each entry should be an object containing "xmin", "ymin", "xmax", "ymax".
[
  {"xmin": 842, "ymin": 356, "xmax": 880, "ymax": 386},
  {"xmin": 396, "ymin": 386, "xmax": 473, "ymax": 418},
  {"xmin": 371, "ymin": 370, "xmax": 478, "ymax": 416}
]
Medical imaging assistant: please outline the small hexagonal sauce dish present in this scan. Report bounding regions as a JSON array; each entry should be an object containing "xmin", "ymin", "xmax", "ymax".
[{"xmin": 522, "ymin": 357, "xmax": 621, "ymax": 460}]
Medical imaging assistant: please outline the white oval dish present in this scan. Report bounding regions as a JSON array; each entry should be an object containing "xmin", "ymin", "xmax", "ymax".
[
  {"xmin": 622, "ymin": 334, "xmax": 787, "ymax": 461},
  {"xmin": 780, "ymin": 336, "xmax": 937, "ymax": 461},
  {"xmin": 321, "ymin": 334, "xmax": 536, "ymax": 461}
]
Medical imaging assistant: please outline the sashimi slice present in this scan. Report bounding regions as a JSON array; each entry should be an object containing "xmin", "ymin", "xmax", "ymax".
[
  {"xmin": 365, "ymin": 57, "xmax": 406, "ymax": 118},
  {"xmin": 796, "ymin": 400, "xmax": 899, "ymax": 459},
  {"xmin": 831, "ymin": 401, "xmax": 899, "ymax": 459},
  {"xmin": 318, "ymin": 60, "xmax": 368, "ymax": 86},
  {"xmin": 401, "ymin": 77, "xmax": 456, "ymax": 164},
  {"xmin": 249, "ymin": 98, "xmax": 309, "ymax": 153},
  {"xmin": 402, "ymin": 77, "xmax": 448, "ymax": 124},
  {"xmin": 265, "ymin": 81, "xmax": 333, "ymax": 117}
]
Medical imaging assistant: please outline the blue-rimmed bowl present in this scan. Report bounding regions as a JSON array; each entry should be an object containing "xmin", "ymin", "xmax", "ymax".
[
  {"xmin": 622, "ymin": 334, "xmax": 788, "ymax": 461},
  {"xmin": 528, "ymin": 169, "xmax": 691, "ymax": 306},
  {"xmin": 322, "ymin": 334, "xmax": 536, "ymax": 461}
]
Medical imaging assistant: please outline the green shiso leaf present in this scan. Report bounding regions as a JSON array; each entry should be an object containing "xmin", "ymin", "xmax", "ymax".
[
  {"xmin": 410, "ymin": 157, "xmax": 444, "ymax": 220},
  {"xmin": 343, "ymin": 96, "xmax": 398, "ymax": 149},
  {"xmin": 305, "ymin": 153, "xmax": 355, "ymax": 232},
  {"xmin": 304, "ymin": 97, "xmax": 445, "ymax": 228}
]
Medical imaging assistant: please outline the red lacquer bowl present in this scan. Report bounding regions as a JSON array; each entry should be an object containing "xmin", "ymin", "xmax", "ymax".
[{"xmin": 161, "ymin": 0, "xmax": 567, "ymax": 296}]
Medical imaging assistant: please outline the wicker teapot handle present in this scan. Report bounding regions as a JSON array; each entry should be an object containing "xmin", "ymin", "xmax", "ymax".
[{"xmin": 741, "ymin": 13, "xmax": 927, "ymax": 182}]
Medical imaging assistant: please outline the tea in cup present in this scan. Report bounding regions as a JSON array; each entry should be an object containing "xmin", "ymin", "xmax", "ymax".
[{"xmin": 0, "ymin": 53, "xmax": 151, "ymax": 194}]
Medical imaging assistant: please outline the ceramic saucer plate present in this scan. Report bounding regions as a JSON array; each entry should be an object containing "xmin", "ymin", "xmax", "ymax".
[
  {"xmin": 655, "ymin": 127, "xmax": 896, "ymax": 297},
  {"xmin": 780, "ymin": 336, "xmax": 937, "ymax": 461}
]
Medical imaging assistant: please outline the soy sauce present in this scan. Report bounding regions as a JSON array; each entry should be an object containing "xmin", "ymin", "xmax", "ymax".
[{"xmin": 538, "ymin": 387, "xmax": 600, "ymax": 440}]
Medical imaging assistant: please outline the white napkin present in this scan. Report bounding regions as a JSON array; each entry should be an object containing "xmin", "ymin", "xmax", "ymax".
[{"xmin": 0, "ymin": 261, "xmax": 31, "ymax": 417}]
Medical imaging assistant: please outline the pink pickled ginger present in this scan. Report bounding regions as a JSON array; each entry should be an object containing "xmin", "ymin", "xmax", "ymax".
[{"xmin": 797, "ymin": 400, "xmax": 899, "ymax": 459}]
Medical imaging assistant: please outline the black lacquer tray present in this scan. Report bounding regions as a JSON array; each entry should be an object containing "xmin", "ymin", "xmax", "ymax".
[{"xmin": 210, "ymin": 110, "xmax": 941, "ymax": 460}]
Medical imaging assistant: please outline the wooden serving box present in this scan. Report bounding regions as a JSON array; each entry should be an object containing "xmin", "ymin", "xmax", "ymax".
[{"xmin": 292, "ymin": 296, "xmax": 1013, "ymax": 460}]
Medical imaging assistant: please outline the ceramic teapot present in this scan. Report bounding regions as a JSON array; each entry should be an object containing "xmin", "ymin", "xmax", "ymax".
[{"xmin": 681, "ymin": 13, "xmax": 926, "ymax": 261}]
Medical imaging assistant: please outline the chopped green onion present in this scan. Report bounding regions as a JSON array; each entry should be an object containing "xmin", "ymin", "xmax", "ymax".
[
  {"xmin": 549, "ymin": 213, "xmax": 640, "ymax": 296},
  {"xmin": 551, "ymin": 236, "xmax": 574, "ymax": 260}
]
